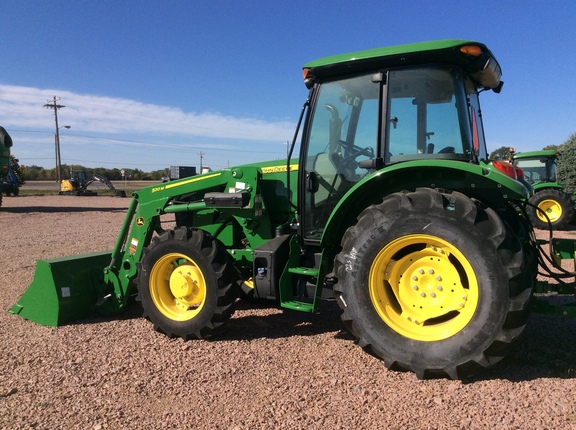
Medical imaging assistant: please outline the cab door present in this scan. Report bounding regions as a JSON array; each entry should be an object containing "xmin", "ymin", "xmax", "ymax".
[{"xmin": 300, "ymin": 74, "xmax": 380, "ymax": 242}]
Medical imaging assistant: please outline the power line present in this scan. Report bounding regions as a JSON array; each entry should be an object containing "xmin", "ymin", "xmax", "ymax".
[{"xmin": 10, "ymin": 129, "xmax": 285, "ymax": 155}]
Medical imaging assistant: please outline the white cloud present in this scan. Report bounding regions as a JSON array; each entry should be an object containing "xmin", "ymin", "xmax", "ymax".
[
  {"xmin": 0, "ymin": 84, "xmax": 297, "ymax": 169},
  {"xmin": 0, "ymin": 84, "xmax": 295, "ymax": 140}
]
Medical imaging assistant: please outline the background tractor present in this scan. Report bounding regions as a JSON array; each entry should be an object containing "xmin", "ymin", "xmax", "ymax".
[
  {"xmin": 10, "ymin": 40, "xmax": 576, "ymax": 380},
  {"xmin": 2, "ymin": 155, "xmax": 25, "ymax": 197},
  {"xmin": 0, "ymin": 126, "xmax": 13, "ymax": 208},
  {"xmin": 510, "ymin": 148, "xmax": 574, "ymax": 229}
]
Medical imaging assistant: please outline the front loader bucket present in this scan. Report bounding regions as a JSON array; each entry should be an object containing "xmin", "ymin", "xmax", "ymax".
[{"xmin": 9, "ymin": 251, "xmax": 113, "ymax": 326}]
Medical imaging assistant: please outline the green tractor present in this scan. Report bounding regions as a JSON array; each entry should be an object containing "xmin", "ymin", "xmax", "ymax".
[
  {"xmin": 10, "ymin": 40, "xmax": 576, "ymax": 380},
  {"xmin": 0, "ymin": 126, "xmax": 14, "ymax": 208},
  {"xmin": 510, "ymin": 149, "xmax": 574, "ymax": 229}
]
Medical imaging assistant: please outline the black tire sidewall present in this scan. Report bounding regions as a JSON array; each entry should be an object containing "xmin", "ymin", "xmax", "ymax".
[{"xmin": 339, "ymin": 207, "xmax": 511, "ymax": 368}]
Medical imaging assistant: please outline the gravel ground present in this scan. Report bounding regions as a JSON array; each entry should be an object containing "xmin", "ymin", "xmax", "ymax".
[{"xmin": 1, "ymin": 195, "xmax": 576, "ymax": 430}]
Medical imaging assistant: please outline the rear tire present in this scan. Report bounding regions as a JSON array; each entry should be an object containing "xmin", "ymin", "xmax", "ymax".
[
  {"xmin": 137, "ymin": 227, "xmax": 237, "ymax": 340},
  {"xmin": 527, "ymin": 188, "xmax": 574, "ymax": 230},
  {"xmin": 334, "ymin": 188, "xmax": 534, "ymax": 379}
]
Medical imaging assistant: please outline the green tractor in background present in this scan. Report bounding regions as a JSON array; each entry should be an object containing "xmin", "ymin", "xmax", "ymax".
[
  {"xmin": 10, "ymin": 40, "xmax": 576, "ymax": 380},
  {"xmin": 0, "ymin": 126, "xmax": 14, "ymax": 208},
  {"xmin": 510, "ymin": 149, "xmax": 575, "ymax": 229}
]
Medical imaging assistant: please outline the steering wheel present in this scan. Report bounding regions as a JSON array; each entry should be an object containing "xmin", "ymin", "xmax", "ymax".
[{"xmin": 337, "ymin": 140, "xmax": 375, "ymax": 161}]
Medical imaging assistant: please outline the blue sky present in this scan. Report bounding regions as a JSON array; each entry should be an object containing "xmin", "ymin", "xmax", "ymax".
[{"xmin": 2, "ymin": 1, "xmax": 575, "ymax": 172}]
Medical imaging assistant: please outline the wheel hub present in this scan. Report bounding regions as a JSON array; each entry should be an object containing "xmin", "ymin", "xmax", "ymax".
[
  {"xmin": 369, "ymin": 234, "xmax": 478, "ymax": 341},
  {"xmin": 398, "ymin": 248, "xmax": 468, "ymax": 325},
  {"xmin": 149, "ymin": 253, "xmax": 208, "ymax": 321},
  {"xmin": 537, "ymin": 199, "xmax": 561, "ymax": 223},
  {"xmin": 169, "ymin": 264, "xmax": 205, "ymax": 305}
]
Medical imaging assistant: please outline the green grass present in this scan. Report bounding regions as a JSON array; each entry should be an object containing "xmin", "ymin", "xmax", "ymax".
[
  {"xmin": 16, "ymin": 189, "xmax": 122, "ymax": 196},
  {"xmin": 16, "ymin": 189, "xmax": 60, "ymax": 196}
]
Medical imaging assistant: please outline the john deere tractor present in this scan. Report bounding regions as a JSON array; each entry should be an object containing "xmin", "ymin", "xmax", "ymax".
[
  {"xmin": 10, "ymin": 40, "xmax": 576, "ymax": 380},
  {"xmin": 510, "ymin": 149, "xmax": 574, "ymax": 229}
]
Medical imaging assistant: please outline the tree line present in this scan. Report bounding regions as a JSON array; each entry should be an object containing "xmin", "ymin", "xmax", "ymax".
[{"xmin": 17, "ymin": 163, "xmax": 169, "ymax": 182}]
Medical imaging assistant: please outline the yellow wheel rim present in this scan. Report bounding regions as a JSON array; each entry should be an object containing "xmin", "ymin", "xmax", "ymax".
[
  {"xmin": 369, "ymin": 234, "xmax": 479, "ymax": 342},
  {"xmin": 149, "ymin": 252, "xmax": 207, "ymax": 321},
  {"xmin": 536, "ymin": 199, "xmax": 562, "ymax": 223}
]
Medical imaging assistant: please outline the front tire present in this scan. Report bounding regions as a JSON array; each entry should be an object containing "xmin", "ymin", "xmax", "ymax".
[
  {"xmin": 527, "ymin": 188, "xmax": 574, "ymax": 230},
  {"xmin": 334, "ymin": 188, "xmax": 534, "ymax": 379},
  {"xmin": 137, "ymin": 227, "xmax": 237, "ymax": 340}
]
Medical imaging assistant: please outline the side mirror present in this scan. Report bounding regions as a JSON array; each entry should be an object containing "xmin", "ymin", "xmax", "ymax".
[{"xmin": 0, "ymin": 126, "xmax": 13, "ymax": 148}]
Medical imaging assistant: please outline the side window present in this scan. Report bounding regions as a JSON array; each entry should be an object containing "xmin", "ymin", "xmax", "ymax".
[
  {"xmin": 387, "ymin": 68, "xmax": 469, "ymax": 160},
  {"xmin": 549, "ymin": 160, "xmax": 557, "ymax": 182},
  {"xmin": 388, "ymin": 97, "xmax": 417, "ymax": 156}
]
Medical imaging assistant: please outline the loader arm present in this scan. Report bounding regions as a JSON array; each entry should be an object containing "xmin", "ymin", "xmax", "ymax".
[{"xmin": 101, "ymin": 166, "xmax": 271, "ymax": 313}]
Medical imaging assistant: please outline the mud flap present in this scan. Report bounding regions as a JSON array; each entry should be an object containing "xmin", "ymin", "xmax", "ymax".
[{"xmin": 8, "ymin": 251, "xmax": 113, "ymax": 326}]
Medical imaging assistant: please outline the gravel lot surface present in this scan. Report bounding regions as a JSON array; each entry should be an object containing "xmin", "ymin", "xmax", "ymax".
[{"xmin": 1, "ymin": 195, "xmax": 576, "ymax": 429}]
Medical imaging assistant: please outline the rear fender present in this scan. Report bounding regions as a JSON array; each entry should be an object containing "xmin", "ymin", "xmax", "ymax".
[
  {"xmin": 320, "ymin": 160, "xmax": 530, "ymax": 252},
  {"xmin": 533, "ymin": 183, "xmax": 565, "ymax": 192}
]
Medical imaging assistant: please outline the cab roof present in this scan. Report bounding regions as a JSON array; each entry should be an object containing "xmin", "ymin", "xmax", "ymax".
[
  {"xmin": 303, "ymin": 39, "xmax": 502, "ymax": 91},
  {"xmin": 513, "ymin": 150, "xmax": 559, "ymax": 159}
]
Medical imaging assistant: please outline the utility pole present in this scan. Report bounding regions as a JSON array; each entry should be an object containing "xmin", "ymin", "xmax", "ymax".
[
  {"xmin": 198, "ymin": 151, "xmax": 204, "ymax": 173},
  {"xmin": 44, "ymin": 96, "xmax": 65, "ymax": 183}
]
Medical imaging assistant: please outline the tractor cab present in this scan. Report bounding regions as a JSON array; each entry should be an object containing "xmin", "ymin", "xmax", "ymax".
[
  {"xmin": 0, "ymin": 127, "xmax": 12, "ymax": 179},
  {"xmin": 510, "ymin": 149, "xmax": 559, "ymax": 185},
  {"xmin": 299, "ymin": 42, "xmax": 498, "ymax": 241}
]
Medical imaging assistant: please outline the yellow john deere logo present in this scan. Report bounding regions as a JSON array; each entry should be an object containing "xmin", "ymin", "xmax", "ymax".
[
  {"xmin": 261, "ymin": 164, "xmax": 298, "ymax": 174},
  {"xmin": 136, "ymin": 217, "xmax": 145, "ymax": 226}
]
